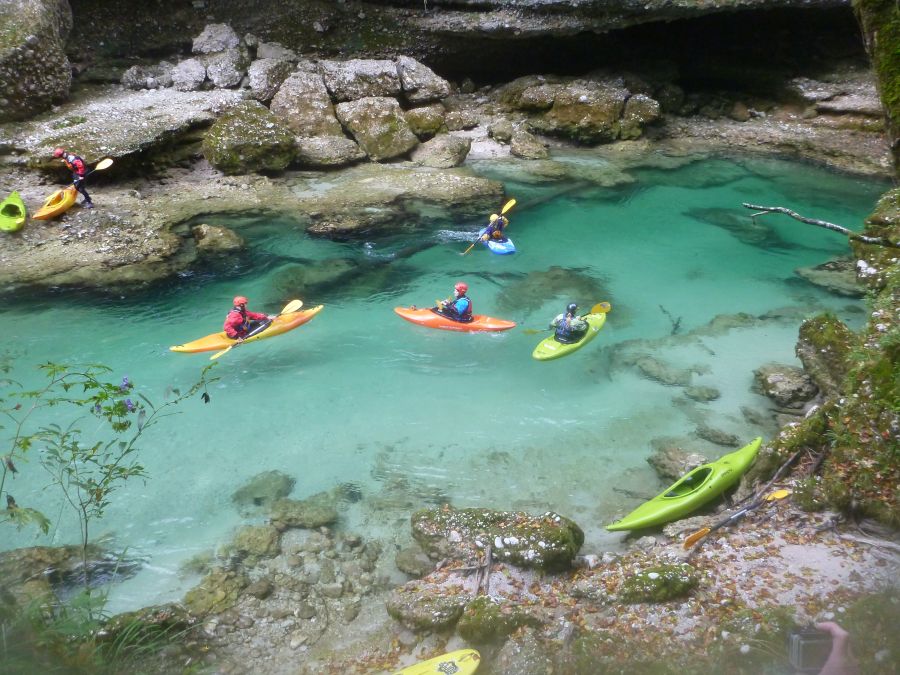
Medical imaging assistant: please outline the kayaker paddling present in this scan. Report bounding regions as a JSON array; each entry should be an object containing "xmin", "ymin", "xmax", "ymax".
[
  {"xmin": 550, "ymin": 303, "xmax": 588, "ymax": 343},
  {"xmin": 480, "ymin": 212, "xmax": 509, "ymax": 242},
  {"xmin": 224, "ymin": 296, "xmax": 275, "ymax": 341},
  {"xmin": 53, "ymin": 147, "xmax": 94, "ymax": 208},
  {"xmin": 436, "ymin": 282, "xmax": 473, "ymax": 323}
]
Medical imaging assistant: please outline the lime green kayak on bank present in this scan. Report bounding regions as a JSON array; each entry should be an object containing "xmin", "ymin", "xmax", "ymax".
[
  {"xmin": 0, "ymin": 191, "xmax": 26, "ymax": 232},
  {"xmin": 606, "ymin": 437, "xmax": 762, "ymax": 531},
  {"xmin": 532, "ymin": 311, "xmax": 607, "ymax": 361}
]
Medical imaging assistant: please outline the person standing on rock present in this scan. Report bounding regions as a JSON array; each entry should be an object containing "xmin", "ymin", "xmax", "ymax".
[
  {"xmin": 53, "ymin": 147, "xmax": 94, "ymax": 208},
  {"xmin": 224, "ymin": 296, "xmax": 274, "ymax": 340}
]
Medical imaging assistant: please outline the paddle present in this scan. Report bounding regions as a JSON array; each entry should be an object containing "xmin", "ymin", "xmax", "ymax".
[
  {"xmin": 74, "ymin": 157, "xmax": 113, "ymax": 186},
  {"xmin": 209, "ymin": 299, "xmax": 303, "ymax": 361},
  {"xmin": 522, "ymin": 302, "xmax": 611, "ymax": 335},
  {"xmin": 682, "ymin": 488, "xmax": 791, "ymax": 550},
  {"xmin": 462, "ymin": 198, "xmax": 517, "ymax": 255}
]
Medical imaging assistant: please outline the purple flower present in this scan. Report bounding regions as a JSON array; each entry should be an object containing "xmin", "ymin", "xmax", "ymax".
[
  {"xmin": 94, "ymin": 403, "xmax": 102, "ymax": 413},
  {"xmin": 124, "ymin": 399, "xmax": 135, "ymax": 412},
  {"xmin": 120, "ymin": 376, "xmax": 131, "ymax": 392}
]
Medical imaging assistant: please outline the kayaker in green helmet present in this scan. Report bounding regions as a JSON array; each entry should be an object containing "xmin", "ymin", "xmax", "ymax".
[{"xmin": 550, "ymin": 303, "xmax": 588, "ymax": 343}]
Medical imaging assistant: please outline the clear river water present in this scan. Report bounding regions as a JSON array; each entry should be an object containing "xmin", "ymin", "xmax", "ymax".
[{"xmin": 2, "ymin": 153, "xmax": 888, "ymax": 614}]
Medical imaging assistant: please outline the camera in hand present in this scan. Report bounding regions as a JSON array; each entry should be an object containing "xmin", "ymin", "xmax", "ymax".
[{"xmin": 788, "ymin": 627, "xmax": 833, "ymax": 672}]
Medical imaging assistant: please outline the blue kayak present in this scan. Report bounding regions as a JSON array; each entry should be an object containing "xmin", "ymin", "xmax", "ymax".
[{"xmin": 477, "ymin": 227, "xmax": 516, "ymax": 255}]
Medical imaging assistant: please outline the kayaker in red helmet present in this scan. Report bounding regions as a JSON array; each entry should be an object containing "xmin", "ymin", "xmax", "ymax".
[
  {"xmin": 224, "ymin": 296, "xmax": 274, "ymax": 340},
  {"xmin": 437, "ymin": 282, "xmax": 473, "ymax": 322},
  {"xmin": 53, "ymin": 147, "xmax": 94, "ymax": 209}
]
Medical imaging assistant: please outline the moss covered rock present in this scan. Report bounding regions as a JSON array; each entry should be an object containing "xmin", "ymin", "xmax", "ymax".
[
  {"xmin": 184, "ymin": 569, "xmax": 248, "ymax": 617},
  {"xmin": 230, "ymin": 524, "xmax": 281, "ymax": 563},
  {"xmin": 335, "ymin": 96, "xmax": 419, "ymax": 161},
  {"xmin": 405, "ymin": 103, "xmax": 447, "ymax": 140},
  {"xmin": 619, "ymin": 563, "xmax": 699, "ymax": 603},
  {"xmin": 411, "ymin": 506, "xmax": 584, "ymax": 571},
  {"xmin": 0, "ymin": 0, "xmax": 72, "ymax": 122},
  {"xmin": 457, "ymin": 596, "xmax": 543, "ymax": 645},
  {"xmin": 270, "ymin": 70, "xmax": 344, "ymax": 137},
  {"xmin": 202, "ymin": 100, "xmax": 295, "ymax": 174},
  {"xmin": 796, "ymin": 313, "xmax": 856, "ymax": 398},
  {"xmin": 231, "ymin": 469, "xmax": 295, "ymax": 512},
  {"xmin": 384, "ymin": 585, "xmax": 467, "ymax": 632},
  {"xmin": 269, "ymin": 491, "xmax": 339, "ymax": 531}
]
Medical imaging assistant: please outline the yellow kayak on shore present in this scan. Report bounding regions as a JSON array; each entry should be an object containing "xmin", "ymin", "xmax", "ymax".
[
  {"xmin": 169, "ymin": 305, "xmax": 323, "ymax": 353},
  {"xmin": 392, "ymin": 649, "xmax": 480, "ymax": 675},
  {"xmin": 32, "ymin": 186, "xmax": 77, "ymax": 220}
]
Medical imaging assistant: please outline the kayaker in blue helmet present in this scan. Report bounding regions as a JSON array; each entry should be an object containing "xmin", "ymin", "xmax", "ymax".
[
  {"xmin": 550, "ymin": 303, "xmax": 588, "ymax": 343},
  {"xmin": 438, "ymin": 282, "xmax": 473, "ymax": 322},
  {"xmin": 480, "ymin": 212, "xmax": 509, "ymax": 241}
]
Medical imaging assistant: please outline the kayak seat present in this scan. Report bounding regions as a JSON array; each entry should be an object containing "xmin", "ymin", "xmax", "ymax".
[
  {"xmin": 554, "ymin": 330, "xmax": 587, "ymax": 345},
  {"xmin": 429, "ymin": 307, "xmax": 474, "ymax": 323}
]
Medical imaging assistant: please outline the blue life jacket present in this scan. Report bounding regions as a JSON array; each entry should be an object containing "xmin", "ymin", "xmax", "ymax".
[
  {"xmin": 447, "ymin": 295, "xmax": 473, "ymax": 321},
  {"xmin": 555, "ymin": 314, "xmax": 578, "ymax": 342}
]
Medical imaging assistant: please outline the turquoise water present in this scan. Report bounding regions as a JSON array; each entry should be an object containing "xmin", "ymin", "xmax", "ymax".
[{"xmin": 2, "ymin": 154, "xmax": 887, "ymax": 613}]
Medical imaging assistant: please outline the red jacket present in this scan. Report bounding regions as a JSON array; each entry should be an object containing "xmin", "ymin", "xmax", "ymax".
[
  {"xmin": 224, "ymin": 308, "xmax": 268, "ymax": 338},
  {"xmin": 63, "ymin": 153, "xmax": 87, "ymax": 177}
]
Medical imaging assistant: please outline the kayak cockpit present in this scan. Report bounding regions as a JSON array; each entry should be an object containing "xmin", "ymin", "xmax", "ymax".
[{"xmin": 664, "ymin": 467, "xmax": 713, "ymax": 498}]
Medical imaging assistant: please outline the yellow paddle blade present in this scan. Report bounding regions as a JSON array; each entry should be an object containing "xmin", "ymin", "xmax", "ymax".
[
  {"xmin": 591, "ymin": 302, "xmax": 612, "ymax": 314},
  {"xmin": 280, "ymin": 298, "xmax": 303, "ymax": 314},
  {"xmin": 94, "ymin": 158, "xmax": 114, "ymax": 171},
  {"xmin": 683, "ymin": 527, "xmax": 711, "ymax": 550},
  {"xmin": 500, "ymin": 198, "xmax": 516, "ymax": 214},
  {"xmin": 209, "ymin": 345, "xmax": 234, "ymax": 361},
  {"xmin": 765, "ymin": 489, "xmax": 791, "ymax": 501}
]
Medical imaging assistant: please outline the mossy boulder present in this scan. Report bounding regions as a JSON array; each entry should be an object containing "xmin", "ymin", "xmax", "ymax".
[
  {"xmin": 0, "ymin": 0, "xmax": 72, "ymax": 122},
  {"xmin": 385, "ymin": 585, "xmax": 467, "ymax": 632},
  {"xmin": 183, "ymin": 569, "xmax": 248, "ymax": 617},
  {"xmin": 231, "ymin": 470, "xmax": 295, "ymax": 512},
  {"xmin": 270, "ymin": 70, "xmax": 344, "ymax": 137},
  {"xmin": 619, "ymin": 563, "xmax": 699, "ymax": 603},
  {"xmin": 295, "ymin": 136, "xmax": 367, "ymax": 168},
  {"xmin": 457, "ymin": 596, "xmax": 543, "ymax": 645},
  {"xmin": 411, "ymin": 506, "xmax": 584, "ymax": 571},
  {"xmin": 230, "ymin": 524, "xmax": 281, "ymax": 563},
  {"xmin": 202, "ymin": 100, "xmax": 295, "ymax": 174},
  {"xmin": 269, "ymin": 491, "xmax": 339, "ymax": 531},
  {"xmin": 752, "ymin": 362, "xmax": 819, "ymax": 409},
  {"xmin": 796, "ymin": 313, "xmax": 856, "ymax": 398},
  {"xmin": 531, "ymin": 79, "xmax": 628, "ymax": 144},
  {"xmin": 404, "ymin": 103, "xmax": 447, "ymax": 139},
  {"xmin": 320, "ymin": 58, "xmax": 401, "ymax": 102},
  {"xmin": 102, "ymin": 603, "xmax": 195, "ymax": 643},
  {"xmin": 853, "ymin": 187, "xmax": 900, "ymax": 290},
  {"xmin": 394, "ymin": 544, "xmax": 435, "ymax": 577},
  {"xmin": 191, "ymin": 223, "xmax": 245, "ymax": 254},
  {"xmin": 410, "ymin": 134, "xmax": 471, "ymax": 168},
  {"xmin": 335, "ymin": 96, "xmax": 419, "ymax": 161}
]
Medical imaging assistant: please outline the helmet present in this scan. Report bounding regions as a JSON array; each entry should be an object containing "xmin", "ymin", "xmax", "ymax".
[
  {"xmin": 567, "ymin": 303, "xmax": 578, "ymax": 314},
  {"xmin": 454, "ymin": 282, "xmax": 468, "ymax": 294},
  {"xmin": 233, "ymin": 296, "xmax": 249, "ymax": 306},
  {"xmin": 489, "ymin": 214, "xmax": 499, "ymax": 222},
  {"xmin": 53, "ymin": 147, "xmax": 65, "ymax": 158}
]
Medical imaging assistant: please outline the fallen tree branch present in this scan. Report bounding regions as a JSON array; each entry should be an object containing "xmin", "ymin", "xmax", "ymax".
[{"xmin": 742, "ymin": 203, "xmax": 900, "ymax": 248}]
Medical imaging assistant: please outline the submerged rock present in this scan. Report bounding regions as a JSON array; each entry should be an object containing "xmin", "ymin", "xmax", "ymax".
[
  {"xmin": 495, "ymin": 266, "xmax": 610, "ymax": 315},
  {"xmin": 411, "ymin": 506, "xmax": 584, "ymax": 571},
  {"xmin": 230, "ymin": 524, "xmax": 281, "ymax": 563},
  {"xmin": 647, "ymin": 444, "xmax": 708, "ymax": 481},
  {"xmin": 394, "ymin": 544, "xmax": 435, "ymax": 578},
  {"xmin": 184, "ymin": 569, "xmax": 249, "ymax": 617},
  {"xmin": 231, "ymin": 470, "xmax": 295, "ymax": 512},
  {"xmin": 269, "ymin": 492, "xmax": 339, "ymax": 531},
  {"xmin": 192, "ymin": 223, "xmax": 245, "ymax": 254},
  {"xmin": 795, "ymin": 256, "xmax": 865, "ymax": 297}
]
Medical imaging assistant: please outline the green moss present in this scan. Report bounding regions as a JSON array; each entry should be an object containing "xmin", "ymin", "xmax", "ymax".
[
  {"xmin": 841, "ymin": 589, "xmax": 900, "ymax": 675},
  {"xmin": 50, "ymin": 116, "xmax": 87, "ymax": 130},
  {"xmin": 456, "ymin": 596, "xmax": 542, "ymax": 644},
  {"xmin": 619, "ymin": 564, "xmax": 698, "ymax": 604},
  {"xmin": 746, "ymin": 405, "xmax": 831, "ymax": 482},
  {"xmin": 713, "ymin": 605, "xmax": 797, "ymax": 673}
]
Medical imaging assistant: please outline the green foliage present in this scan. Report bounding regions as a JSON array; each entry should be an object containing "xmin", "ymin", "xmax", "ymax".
[{"xmin": 841, "ymin": 588, "xmax": 900, "ymax": 675}]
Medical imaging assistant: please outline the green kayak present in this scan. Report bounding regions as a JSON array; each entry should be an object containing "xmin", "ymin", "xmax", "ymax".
[
  {"xmin": 606, "ymin": 437, "xmax": 762, "ymax": 531},
  {"xmin": 0, "ymin": 191, "xmax": 26, "ymax": 232},
  {"xmin": 532, "ymin": 312, "xmax": 607, "ymax": 361}
]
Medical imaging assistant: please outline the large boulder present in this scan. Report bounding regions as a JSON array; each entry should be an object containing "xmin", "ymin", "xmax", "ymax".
[
  {"xmin": 385, "ymin": 585, "xmax": 467, "ymax": 632},
  {"xmin": 395, "ymin": 55, "xmax": 451, "ymax": 104},
  {"xmin": 202, "ymin": 100, "xmax": 295, "ymax": 174},
  {"xmin": 335, "ymin": 97, "xmax": 418, "ymax": 161},
  {"xmin": 204, "ymin": 47, "xmax": 250, "ymax": 89},
  {"xmin": 532, "ymin": 79, "xmax": 629, "ymax": 143},
  {"xmin": 231, "ymin": 470, "xmax": 295, "ymax": 512},
  {"xmin": 510, "ymin": 128, "xmax": 549, "ymax": 159},
  {"xmin": 404, "ymin": 103, "xmax": 446, "ymax": 139},
  {"xmin": 411, "ymin": 506, "xmax": 584, "ymax": 572},
  {"xmin": 753, "ymin": 362, "xmax": 819, "ymax": 409},
  {"xmin": 410, "ymin": 134, "xmax": 471, "ymax": 168},
  {"xmin": 796, "ymin": 315, "xmax": 856, "ymax": 398},
  {"xmin": 192, "ymin": 23, "xmax": 241, "ymax": 54},
  {"xmin": 0, "ymin": 0, "xmax": 73, "ymax": 122},
  {"xmin": 270, "ymin": 70, "xmax": 344, "ymax": 137},
  {"xmin": 620, "ymin": 93, "xmax": 661, "ymax": 139},
  {"xmin": 192, "ymin": 223, "xmax": 245, "ymax": 254},
  {"xmin": 269, "ymin": 491, "xmax": 339, "ymax": 530},
  {"xmin": 247, "ymin": 58, "xmax": 294, "ymax": 102},
  {"xmin": 295, "ymin": 135, "xmax": 366, "ymax": 168},
  {"xmin": 320, "ymin": 58, "xmax": 401, "ymax": 102},
  {"xmin": 171, "ymin": 58, "xmax": 207, "ymax": 92}
]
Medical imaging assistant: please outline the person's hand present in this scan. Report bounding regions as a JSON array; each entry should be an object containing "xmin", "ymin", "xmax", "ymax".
[{"xmin": 815, "ymin": 622, "xmax": 859, "ymax": 675}]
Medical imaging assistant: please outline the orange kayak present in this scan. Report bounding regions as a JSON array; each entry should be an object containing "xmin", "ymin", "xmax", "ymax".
[
  {"xmin": 170, "ymin": 305, "xmax": 323, "ymax": 353},
  {"xmin": 32, "ymin": 186, "xmax": 77, "ymax": 220},
  {"xmin": 394, "ymin": 306, "xmax": 516, "ymax": 332}
]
